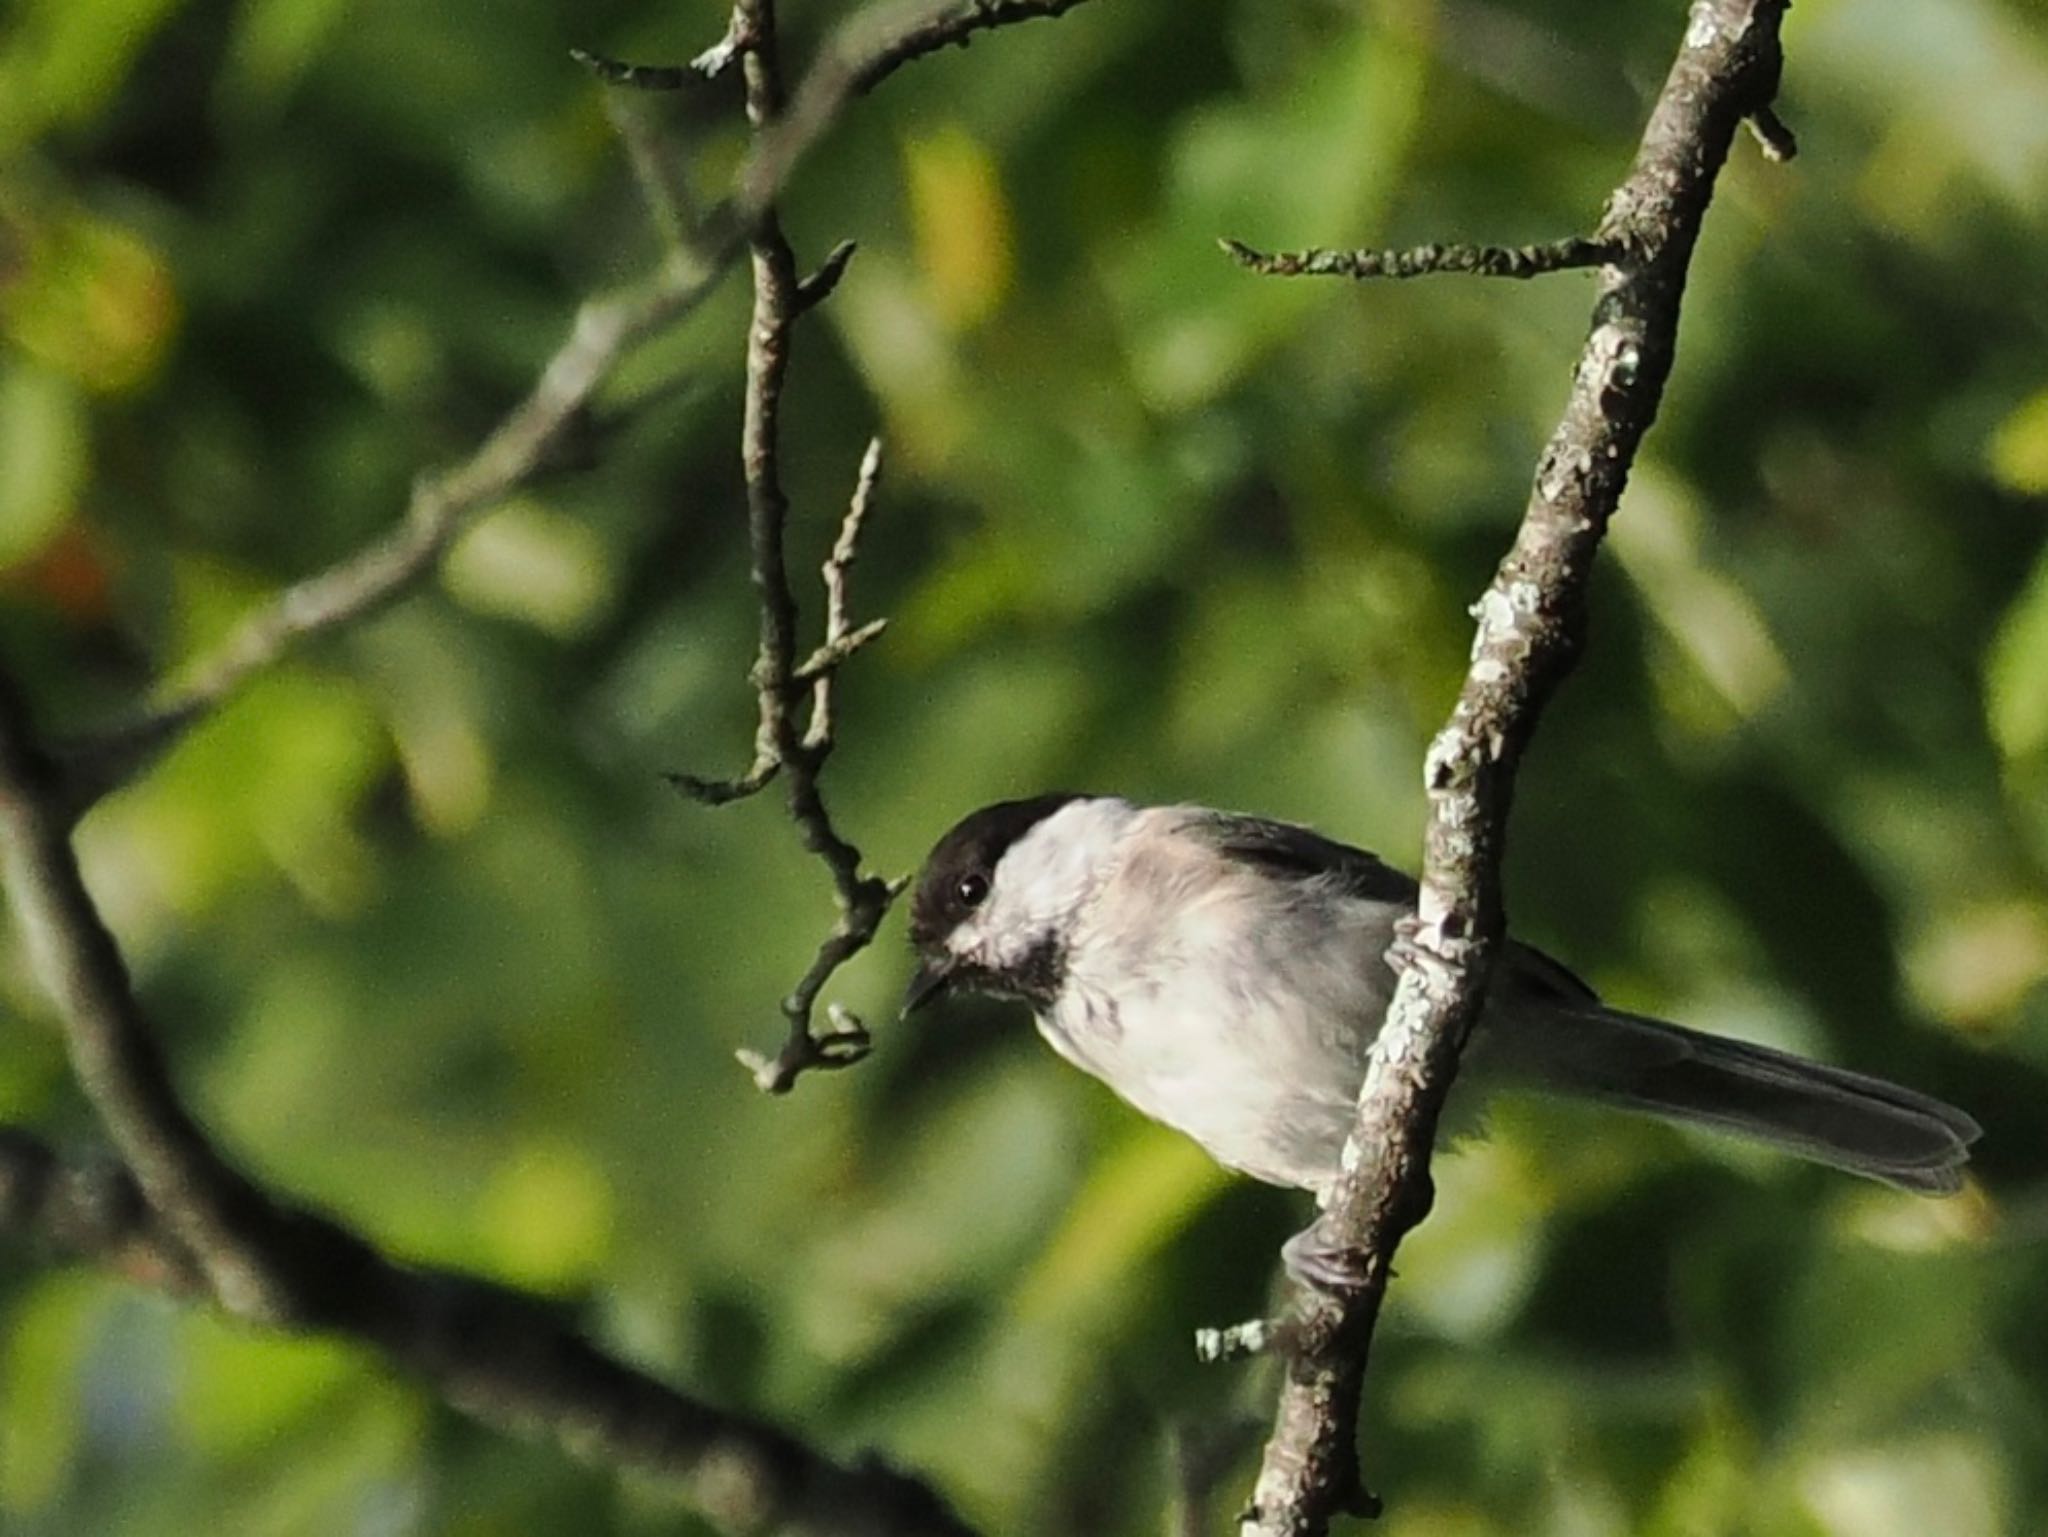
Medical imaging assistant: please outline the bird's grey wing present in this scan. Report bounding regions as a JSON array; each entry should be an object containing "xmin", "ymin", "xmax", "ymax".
[
  {"xmin": 1193, "ymin": 810, "xmax": 1612, "ymax": 1055},
  {"xmin": 1182, "ymin": 811, "xmax": 1419, "ymax": 906},
  {"xmin": 1193, "ymin": 811, "xmax": 1603, "ymax": 1000}
]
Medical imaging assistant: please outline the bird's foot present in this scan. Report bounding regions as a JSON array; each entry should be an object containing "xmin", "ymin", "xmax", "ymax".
[{"xmin": 1280, "ymin": 1218, "xmax": 1374, "ymax": 1293}]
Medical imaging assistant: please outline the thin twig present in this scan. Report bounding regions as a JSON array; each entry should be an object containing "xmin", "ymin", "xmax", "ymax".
[
  {"xmin": 804, "ymin": 439, "xmax": 888, "ymax": 743},
  {"xmin": 731, "ymin": 436, "xmax": 903, "ymax": 1095},
  {"xmin": 797, "ymin": 238, "xmax": 861, "ymax": 312},
  {"xmin": 1219, "ymin": 234, "xmax": 1618, "ymax": 281},
  {"xmin": 0, "ymin": 680, "xmax": 977, "ymax": 1537},
  {"xmin": 1233, "ymin": 2, "xmax": 1793, "ymax": 1533},
  {"xmin": 665, "ymin": 1, "xmax": 905, "ymax": 1095},
  {"xmin": 570, "ymin": 48, "xmax": 695, "ymax": 91},
  {"xmin": 596, "ymin": 90, "xmax": 698, "ymax": 252}
]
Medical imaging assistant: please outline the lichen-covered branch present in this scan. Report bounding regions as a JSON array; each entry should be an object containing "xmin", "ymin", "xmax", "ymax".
[
  {"xmin": 0, "ymin": 677, "xmax": 976, "ymax": 1537},
  {"xmin": 1231, "ymin": 3, "xmax": 1792, "ymax": 1532},
  {"xmin": 1218, "ymin": 234, "xmax": 1618, "ymax": 282}
]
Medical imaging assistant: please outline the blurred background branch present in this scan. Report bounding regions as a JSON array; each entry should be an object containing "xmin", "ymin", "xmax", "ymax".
[
  {"xmin": 1235, "ymin": 2, "xmax": 1793, "ymax": 1532},
  {"xmin": 0, "ymin": 665, "xmax": 980, "ymax": 1535}
]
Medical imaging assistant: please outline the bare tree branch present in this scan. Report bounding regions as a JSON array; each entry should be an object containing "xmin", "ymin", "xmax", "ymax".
[
  {"xmin": 1227, "ymin": 2, "xmax": 1793, "ymax": 1531},
  {"xmin": 662, "ymin": 0, "xmax": 905, "ymax": 1095},
  {"xmin": 1218, "ymin": 234, "xmax": 1619, "ymax": 282},
  {"xmin": 59, "ymin": 0, "xmax": 1105, "ymax": 819},
  {"xmin": 0, "ymin": 680, "xmax": 978, "ymax": 1537},
  {"xmin": 0, "ymin": 681, "xmax": 315, "ymax": 1321}
]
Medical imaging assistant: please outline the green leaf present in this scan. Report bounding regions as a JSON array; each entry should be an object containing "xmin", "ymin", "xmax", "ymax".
[
  {"xmin": 0, "ymin": 1277, "xmax": 98, "ymax": 1514},
  {"xmin": 0, "ymin": 362, "xmax": 84, "ymax": 568},
  {"xmin": 1986, "ymin": 546, "xmax": 2048, "ymax": 763}
]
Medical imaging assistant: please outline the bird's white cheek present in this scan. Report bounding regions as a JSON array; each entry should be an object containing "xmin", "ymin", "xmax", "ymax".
[{"xmin": 945, "ymin": 925, "xmax": 987, "ymax": 967}]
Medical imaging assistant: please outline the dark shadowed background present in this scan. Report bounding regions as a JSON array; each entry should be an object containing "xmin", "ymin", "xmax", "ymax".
[{"xmin": 2, "ymin": 0, "xmax": 2046, "ymax": 1531}]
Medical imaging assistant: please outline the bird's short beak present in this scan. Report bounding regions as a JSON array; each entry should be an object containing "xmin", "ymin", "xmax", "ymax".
[{"xmin": 900, "ymin": 956, "xmax": 953, "ymax": 1017}]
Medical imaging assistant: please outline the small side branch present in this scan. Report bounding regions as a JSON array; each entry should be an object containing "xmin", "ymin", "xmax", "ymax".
[
  {"xmin": 1233, "ymin": 2, "xmax": 1794, "ymax": 1533},
  {"xmin": 838, "ymin": 0, "xmax": 1100, "ymax": 91},
  {"xmin": 802, "ymin": 439, "xmax": 889, "ymax": 730},
  {"xmin": 669, "ymin": 0, "xmax": 905, "ymax": 1095},
  {"xmin": 1219, "ymin": 235, "xmax": 1617, "ymax": 282},
  {"xmin": 568, "ymin": 48, "xmax": 695, "ymax": 92},
  {"xmin": 733, "ymin": 447, "xmax": 902, "ymax": 1094}
]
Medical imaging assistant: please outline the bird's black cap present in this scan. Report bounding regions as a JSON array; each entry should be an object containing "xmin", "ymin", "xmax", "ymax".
[{"xmin": 908, "ymin": 793, "xmax": 1084, "ymax": 948}]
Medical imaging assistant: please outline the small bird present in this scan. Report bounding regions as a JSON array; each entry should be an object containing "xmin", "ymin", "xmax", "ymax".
[{"xmin": 903, "ymin": 794, "xmax": 1981, "ymax": 1288}]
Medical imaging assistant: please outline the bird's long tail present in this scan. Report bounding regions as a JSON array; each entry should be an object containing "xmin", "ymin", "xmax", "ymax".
[{"xmin": 1502, "ymin": 1006, "xmax": 1981, "ymax": 1194}]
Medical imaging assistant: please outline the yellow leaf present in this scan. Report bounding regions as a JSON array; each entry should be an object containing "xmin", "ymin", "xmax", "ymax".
[
  {"xmin": 0, "ymin": 198, "xmax": 178, "ymax": 395},
  {"xmin": 1987, "ymin": 546, "xmax": 2048, "ymax": 762},
  {"xmin": 476, "ymin": 1139, "xmax": 614, "ymax": 1287},
  {"xmin": 0, "ymin": 363, "xmax": 85, "ymax": 568},
  {"xmin": 1988, "ymin": 386, "xmax": 2048, "ymax": 495},
  {"xmin": 0, "ymin": 1278, "xmax": 96, "ymax": 1514},
  {"xmin": 904, "ymin": 126, "xmax": 1013, "ymax": 331}
]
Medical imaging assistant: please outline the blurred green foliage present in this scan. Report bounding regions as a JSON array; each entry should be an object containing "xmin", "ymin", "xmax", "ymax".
[{"xmin": 1, "ymin": 0, "xmax": 2045, "ymax": 1532}]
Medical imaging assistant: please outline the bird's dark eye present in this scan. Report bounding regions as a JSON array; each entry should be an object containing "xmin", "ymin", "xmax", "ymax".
[{"xmin": 955, "ymin": 872, "xmax": 989, "ymax": 909}]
